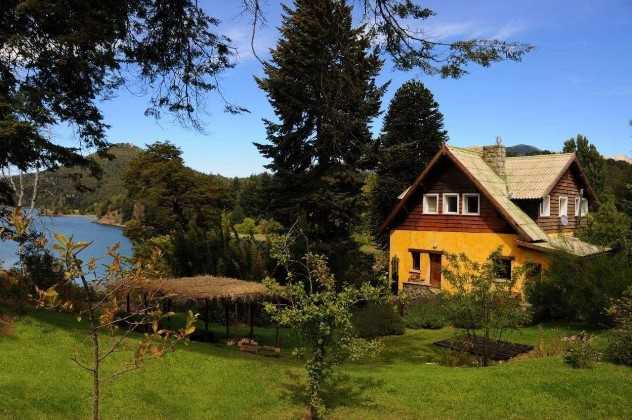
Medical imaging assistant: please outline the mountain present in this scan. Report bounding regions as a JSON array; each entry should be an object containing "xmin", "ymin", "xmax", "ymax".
[
  {"xmin": 506, "ymin": 144, "xmax": 542, "ymax": 156},
  {"xmin": 612, "ymin": 154, "xmax": 632, "ymax": 165},
  {"xmin": 27, "ymin": 143, "xmax": 142, "ymax": 216}
]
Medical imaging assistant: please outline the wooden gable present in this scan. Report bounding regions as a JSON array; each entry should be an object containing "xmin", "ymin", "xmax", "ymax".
[
  {"xmin": 390, "ymin": 156, "xmax": 515, "ymax": 234},
  {"xmin": 515, "ymin": 163, "xmax": 590, "ymax": 234}
]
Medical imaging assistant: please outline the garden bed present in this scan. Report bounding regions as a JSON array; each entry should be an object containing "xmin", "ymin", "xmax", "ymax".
[{"xmin": 434, "ymin": 335, "xmax": 533, "ymax": 361}]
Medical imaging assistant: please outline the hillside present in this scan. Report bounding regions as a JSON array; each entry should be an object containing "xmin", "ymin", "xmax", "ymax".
[
  {"xmin": 506, "ymin": 144, "xmax": 542, "ymax": 156},
  {"xmin": 29, "ymin": 143, "xmax": 142, "ymax": 216}
]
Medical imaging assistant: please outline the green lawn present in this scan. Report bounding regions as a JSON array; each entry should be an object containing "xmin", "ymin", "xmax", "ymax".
[{"xmin": 1, "ymin": 310, "xmax": 631, "ymax": 419}]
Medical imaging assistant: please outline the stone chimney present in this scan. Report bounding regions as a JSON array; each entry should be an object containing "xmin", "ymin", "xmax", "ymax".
[{"xmin": 482, "ymin": 136, "xmax": 506, "ymax": 179}]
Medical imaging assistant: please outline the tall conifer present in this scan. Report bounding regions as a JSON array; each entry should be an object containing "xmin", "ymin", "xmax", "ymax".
[
  {"xmin": 255, "ymin": 0, "xmax": 385, "ymax": 246},
  {"xmin": 371, "ymin": 80, "xmax": 447, "ymax": 239}
]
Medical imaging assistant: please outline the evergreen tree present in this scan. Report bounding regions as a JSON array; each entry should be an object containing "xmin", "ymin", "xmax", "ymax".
[
  {"xmin": 255, "ymin": 0, "xmax": 385, "ymax": 247},
  {"xmin": 563, "ymin": 134, "xmax": 606, "ymax": 194},
  {"xmin": 371, "ymin": 80, "xmax": 447, "ymax": 239}
]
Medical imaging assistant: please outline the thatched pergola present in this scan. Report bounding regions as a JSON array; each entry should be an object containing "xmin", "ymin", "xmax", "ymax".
[{"xmin": 134, "ymin": 276, "xmax": 277, "ymax": 341}]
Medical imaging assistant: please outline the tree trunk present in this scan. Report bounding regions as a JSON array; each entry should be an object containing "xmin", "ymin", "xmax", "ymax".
[
  {"xmin": 307, "ymin": 343, "xmax": 325, "ymax": 419},
  {"xmin": 91, "ymin": 323, "xmax": 100, "ymax": 420},
  {"xmin": 78, "ymin": 263, "xmax": 101, "ymax": 420}
]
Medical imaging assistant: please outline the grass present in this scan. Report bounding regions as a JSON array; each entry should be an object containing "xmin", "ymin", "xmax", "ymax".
[{"xmin": 1, "ymin": 310, "xmax": 631, "ymax": 419}]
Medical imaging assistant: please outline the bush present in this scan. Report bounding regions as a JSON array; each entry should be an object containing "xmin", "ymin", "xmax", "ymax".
[
  {"xmin": 563, "ymin": 332, "xmax": 600, "ymax": 368},
  {"xmin": 353, "ymin": 302, "xmax": 404, "ymax": 338},
  {"xmin": 526, "ymin": 251, "xmax": 632, "ymax": 327},
  {"xmin": 606, "ymin": 288, "xmax": 632, "ymax": 366},
  {"xmin": 404, "ymin": 295, "xmax": 447, "ymax": 329}
]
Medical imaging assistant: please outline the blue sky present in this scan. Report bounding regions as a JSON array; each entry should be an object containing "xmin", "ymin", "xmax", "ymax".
[{"xmin": 57, "ymin": 0, "xmax": 632, "ymax": 176}]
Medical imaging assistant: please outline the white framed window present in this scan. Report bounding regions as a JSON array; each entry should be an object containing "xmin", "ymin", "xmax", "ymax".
[
  {"xmin": 575, "ymin": 197, "xmax": 581, "ymax": 217},
  {"xmin": 540, "ymin": 195, "xmax": 551, "ymax": 217},
  {"xmin": 422, "ymin": 194, "xmax": 439, "ymax": 214},
  {"xmin": 443, "ymin": 193, "xmax": 460, "ymax": 215},
  {"xmin": 559, "ymin": 196, "xmax": 568, "ymax": 217},
  {"xmin": 581, "ymin": 198, "xmax": 589, "ymax": 216},
  {"xmin": 463, "ymin": 193, "xmax": 480, "ymax": 215}
]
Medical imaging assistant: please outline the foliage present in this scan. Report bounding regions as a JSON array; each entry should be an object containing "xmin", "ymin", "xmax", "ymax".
[
  {"xmin": 562, "ymin": 332, "xmax": 600, "ymax": 368},
  {"xmin": 353, "ymin": 302, "xmax": 405, "ymax": 338},
  {"xmin": 403, "ymin": 295, "xmax": 447, "ymax": 330},
  {"xmin": 579, "ymin": 194, "xmax": 631, "ymax": 248},
  {"xmin": 441, "ymin": 250, "xmax": 530, "ymax": 366},
  {"xmin": 0, "ymin": 0, "xmax": 234, "ymax": 205},
  {"xmin": 255, "ymin": 0, "xmax": 385, "ymax": 248},
  {"xmin": 133, "ymin": 214, "xmax": 272, "ymax": 280},
  {"xmin": 235, "ymin": 217, "xmax": 257, "ymax": 236},
  {"xmin": 606, "ymin": 287, "xmax": 632, "ymax": 366},
  {"xmin": 563, "ymin": 134, "xmax": 606, "ymax": 195},
  {"xmin": 263, "ymin": 232, "xmax": 389, "ymax": 418},
  {"xmin": 370, "ymin": 80, "xmax": 447, "ymax": 241},
  {"xmin": 123, "ymin": 142, "xmax": 229, "ymax": 239},
  {"xmin": 525, "ymin": 252, "xmax": 632, "ymax": 326}
]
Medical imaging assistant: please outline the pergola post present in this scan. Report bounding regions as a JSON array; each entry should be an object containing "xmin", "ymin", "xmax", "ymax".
[
  {"xmin": 224, "ymin": 299, "xmax": 230, "ymax": 338},
  {"xmin": 204, "ymin": 298, "xmax": 210, "ymax": 338},
  {"xmin": 248, "ymin": 301, "xmax": 255, "ymax": 339}
]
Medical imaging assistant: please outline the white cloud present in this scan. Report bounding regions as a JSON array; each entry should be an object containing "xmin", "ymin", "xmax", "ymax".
[
  {"xmin": 420, "ymin": 19, "xmax": 528, "ymax": 42},
  {"xmin": 223, "ymin": 24, "xmax": 277, "ymax": 63}
]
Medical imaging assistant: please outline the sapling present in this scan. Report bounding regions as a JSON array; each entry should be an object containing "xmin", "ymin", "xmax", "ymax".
[
  {"xmin": 38, "ymin": 234, "xmax": 197, "ymax": 420},
  {"xmin": 263, "ymin": 231, "xmax": 389, "ymax": 419}
]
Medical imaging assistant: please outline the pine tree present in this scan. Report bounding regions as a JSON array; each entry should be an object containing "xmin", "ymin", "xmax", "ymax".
[
  {"xmin": 563, "ymin": 134, "xmax": 605, "ymax": 195},
  {"xmin": 370, "ymin": 80, "xmax": 447, "ymax": 239},
  {"xmin": 255, "ymin": 0, "xmax": 385, "ymax": 247}
]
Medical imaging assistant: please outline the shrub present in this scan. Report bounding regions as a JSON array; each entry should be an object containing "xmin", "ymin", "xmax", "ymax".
[
  {"xmin": 442, "ymin": 250, "xmax": 530, "ymax": 366},
  {"xmin": 404, "ymin": 295, "xmax": 447, "ymax": 329},
  {"xmin": 525, "ymin": 251, "xmax": 632, "ymax": 327},
  {"xmin": 606, "ymin": 288, "xmax": 632, "ymax": 366},
  {"xmin": 353, "ymin": 302, "xmax": 405, "ymax": 338},
  {"xmin": 563, "ymin": 332, "xmax": 600, "ymax": 368}
]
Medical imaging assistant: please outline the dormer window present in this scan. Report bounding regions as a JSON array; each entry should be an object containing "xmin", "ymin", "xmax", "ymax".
[
  {"xmin": 443, "ymin": 193, "xmax": 460, "ymax": 215},
  {"xmin": 422, "ymin": 194, "xmax": 439, "ymax": 214},
  {"xmin": 540, "ymin": 195, "xmax": 551, "ymax": 217},
  {"xmin": 559, "ymin": 196, "xmax": 568, "ymax": 218},
  {"xmin": 463, "ymin": 193, "xmax": 480, "ymax": 215}
]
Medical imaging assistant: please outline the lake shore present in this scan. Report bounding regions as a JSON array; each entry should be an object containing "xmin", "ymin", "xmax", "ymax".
[{"xmin": 40, "ymin": 209, "xmax": 126, "ymax": 228}]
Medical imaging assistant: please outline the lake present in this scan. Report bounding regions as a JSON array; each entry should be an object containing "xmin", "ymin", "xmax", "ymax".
[{"xmin": 0, "ymin": 214, "xmax": 133, "ymax": 270}]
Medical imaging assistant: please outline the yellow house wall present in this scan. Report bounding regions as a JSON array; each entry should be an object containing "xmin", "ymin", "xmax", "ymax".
[{"xmin": 389, "ymin": 230, "xmax": 550, "ymax": 293}]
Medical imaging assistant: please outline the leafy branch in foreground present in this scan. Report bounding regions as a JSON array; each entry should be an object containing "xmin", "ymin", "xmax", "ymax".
[
  {"xmin": 243, "ymin": 0, "xmax": 533, "ymax": 77},
  {"xmin": 263, "ymin": 231, "xmax": 390, "ymax": 419},
  {"xmin": 37, "ymin": 234, "xmax": 197, "ymax": 420}
]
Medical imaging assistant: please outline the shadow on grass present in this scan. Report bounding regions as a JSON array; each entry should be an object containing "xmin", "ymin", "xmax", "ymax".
[{"xmin": 279, "ymin": 370, "xmax": 385, "ymax": 414}]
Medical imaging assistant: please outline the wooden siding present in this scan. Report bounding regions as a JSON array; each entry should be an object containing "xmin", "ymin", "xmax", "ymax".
[
  {"xmin": 515, "ymin": 166, "xmax": 588, "ymax": 233},
  {"xmin": 392, "ymin": 158, "xmax": 515, "ymax": 234}
]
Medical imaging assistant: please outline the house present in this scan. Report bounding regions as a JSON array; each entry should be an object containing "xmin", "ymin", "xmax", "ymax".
[{"xmin": 379, "ymin": 139, "xmax": 606, "ymax": 295}]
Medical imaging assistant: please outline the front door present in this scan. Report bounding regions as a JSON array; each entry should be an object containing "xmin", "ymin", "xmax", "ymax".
[{"xmin": 429, "ymin": 253, "xmax": 442, "ymax": 288}]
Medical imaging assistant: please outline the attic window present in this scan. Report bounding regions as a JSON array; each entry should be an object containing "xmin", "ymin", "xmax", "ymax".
[
  {"xmin": 540, "ymin": 195, "xmax": 551, "ymax": 217},
  {"xmin": 443, "ymin": 193, "xmax": 460, "ymax": 215},
  {"xmin": 463, "ymin": 193, "xmax": 480, "ymax": 215},
  {"xmin": 559, "ymin": 196, "xmax": 568, "ymax": 218},
  {"xmin": 423, "ymin": 194, "xmax": 439, "ymax": 214}
]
